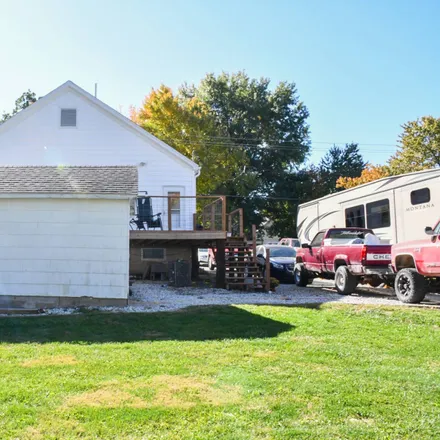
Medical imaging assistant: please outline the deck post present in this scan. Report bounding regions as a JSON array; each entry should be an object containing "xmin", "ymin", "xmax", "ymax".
[
  {"xmin": 252, "ymin": 225, "xmax": 257, "ymax": 262},
  {"xmin": 210, "ymin": 204, "xmax": 216, "ymax": 231},
  {"xmin": 221, "ymin": 196, "xmax": 227, "ymax": 232},
  {"xmin": 265, "ymin": 248, "xmax": 271, "ymax": 291},
  {"xmin": 215, "ymin": 239, "xmax": 226, "ymax": 289},
  {"xmin": 239, "ymin": 208, "xmax": 244, "ymax": 237},
  {"xmin": 191, "ymin": 246, "xmax": 199, "ymax": 280}
]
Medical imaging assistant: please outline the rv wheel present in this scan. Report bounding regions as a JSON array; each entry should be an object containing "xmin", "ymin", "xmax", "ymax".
[
  {"xmin": 394, "ymin": 268, "xmax": 426, "ymax": 303},
  {"xmin": 335, "ymin": 266, "xmax": 358, "ymax": 295},
  {"xmin": 294, "ymin": 264, "xmax": 309, "ymax": 287}
]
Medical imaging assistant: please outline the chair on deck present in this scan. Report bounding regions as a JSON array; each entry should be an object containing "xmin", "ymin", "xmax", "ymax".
[{"xmin": 130, "ymin": 196, "xmax": 163, "ymax": 230}]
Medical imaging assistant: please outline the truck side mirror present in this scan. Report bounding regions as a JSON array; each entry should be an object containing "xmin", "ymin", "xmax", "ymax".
[
  {"xmin": 301, "ymin": 243, "xmax": 310, "ymax": 249},
  {"xmin": 425, "ymin": 226, "xmax": 434, "ymax": 235}
]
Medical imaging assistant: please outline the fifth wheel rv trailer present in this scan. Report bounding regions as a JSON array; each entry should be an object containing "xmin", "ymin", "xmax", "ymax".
[{"xmin": 297, "ymin": 168, "xmax": 440, "ymax": 245}]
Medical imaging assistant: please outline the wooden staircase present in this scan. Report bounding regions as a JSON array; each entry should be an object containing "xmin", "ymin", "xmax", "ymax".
[{"xmin": 225, "ymin": 236, "xmax": 267, "ymax": 291}]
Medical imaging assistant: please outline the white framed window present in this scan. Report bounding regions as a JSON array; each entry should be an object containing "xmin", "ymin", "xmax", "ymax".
[
  {"xmin": 60, "ymin": 109, "xmax": 77, "ymax": 127},
  {"xmin": 142, "ymin": 248, "xmax": 166, "ymax": 261}
]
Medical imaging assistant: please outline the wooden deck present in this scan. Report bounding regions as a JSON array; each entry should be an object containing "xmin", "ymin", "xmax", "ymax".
[{"xmin": 129, "ymin": 230, "xmax": 227, "ymax": 246}]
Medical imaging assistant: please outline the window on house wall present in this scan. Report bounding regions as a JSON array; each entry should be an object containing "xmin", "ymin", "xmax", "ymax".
[
  {"xmin": 410, "ymin": 188, "xmax": 430, "ymax": 205},
  {"xmin": 345, "ymin": 205, "xmax": 365, "ymax": 228},
  {"xmin": 366, "ymin": 199, "xmax": 390, "ymax": 229},
  {"xmin": 142, "ymin": 248, "xmax": 166, "ymax": 260},
  {"xmin": 60, "ymin": 109, "xmax": 77, "ymax": 127}
]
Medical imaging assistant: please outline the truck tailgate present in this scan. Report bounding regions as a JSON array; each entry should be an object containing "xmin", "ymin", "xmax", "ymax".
[{"xmin": 363, "ymin": 245, "xmax": 392, "ymax": 265}]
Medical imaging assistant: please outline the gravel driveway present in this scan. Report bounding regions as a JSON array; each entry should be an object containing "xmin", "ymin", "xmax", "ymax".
[
  {"xmin": 125, "ymin": 279, "xmax": 440, "ymax": 313},
  {"xmin": 15, "ymin": 279, "xmax": 440, "ymax": 317}
]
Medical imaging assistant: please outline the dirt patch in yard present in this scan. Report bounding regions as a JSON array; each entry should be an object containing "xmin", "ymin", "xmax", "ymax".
[
  {"xmin": 253, "ymin": 350, "xmax": 279, "ymax": 359},
  {"xmin": 64, "ymin": 376, "xmax": 241, "ymax": 410},
  {"xmin": 21, "ymin": 419, "xmax": 85, "ymax": 440},
  {"xmin": 66, "ymin": 388, "xmax": 146, "ymax": 408},
  {"xmin": 21, "ymin": 355, "xmax": 79, "ymax": 367},
  {"xmin": 149, "ymin": 375, "xmax": 242, "ymax": 408}
]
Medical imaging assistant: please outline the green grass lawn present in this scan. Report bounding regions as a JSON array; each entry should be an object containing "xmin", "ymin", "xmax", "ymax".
[{"xmin": 1, "ymin": 304, "xmax": 440, "ymax": 439}]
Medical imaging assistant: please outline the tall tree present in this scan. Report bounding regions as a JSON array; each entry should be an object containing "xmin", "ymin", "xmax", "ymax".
[
  {"xmin": 131, "ymin": 85, "xmax": 246, "ymax": 194},
  {"xmin": 1, "ymin": 90, "xmax": 37, "ymax": 123},
  {"xmin": 181, "ymin": 71, "xmax": 310, "ymax": 232},
  {"xmin": 317, "ymin": 143, "xmax": 366, "ymax": 194},
  {"xmin": 389, "ymin": 116, "xmax": 440, "ymax": 174},
  {"xmin": 267, "ymin": 167, "xmax": 321, "ymax": 237}
]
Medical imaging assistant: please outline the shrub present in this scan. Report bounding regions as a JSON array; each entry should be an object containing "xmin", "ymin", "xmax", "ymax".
[{"xmin": 270, "ymin": 277, "xmax": 280, "ymax": 291}]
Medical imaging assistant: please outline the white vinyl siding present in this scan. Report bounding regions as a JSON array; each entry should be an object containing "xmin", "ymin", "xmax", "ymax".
[{"xmin": 0, "ymin": 198, "xmax": 129, "ymax": 299}]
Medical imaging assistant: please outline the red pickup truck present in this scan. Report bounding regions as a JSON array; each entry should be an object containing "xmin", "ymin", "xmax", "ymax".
[
  {"xmin": 391, "ymin": 219, "xmax": 440, "ymax": 303},
  {"xmin": 295, "ymin": 228, "xmax": 393, "ymax": 294}
]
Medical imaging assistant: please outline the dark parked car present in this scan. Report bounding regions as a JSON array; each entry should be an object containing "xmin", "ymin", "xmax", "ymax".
[{"xmin": 256, "ymin": 245, "xmax": 296, "ymax": 283}]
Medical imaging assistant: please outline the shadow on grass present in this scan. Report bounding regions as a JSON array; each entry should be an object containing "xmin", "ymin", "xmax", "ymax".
[{"xmin": 0, "ymin": 305, "xmax": 294, "ymax": 344}]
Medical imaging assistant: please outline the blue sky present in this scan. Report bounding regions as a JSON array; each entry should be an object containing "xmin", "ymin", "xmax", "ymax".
[{"xmin": 1, "ymin": 0, "xmax": 439, "ymax": 165}]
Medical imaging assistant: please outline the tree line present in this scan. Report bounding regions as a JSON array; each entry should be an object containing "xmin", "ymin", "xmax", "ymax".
[{"xmin": 2, "ymin": 73, "xmax": 439, "ymax": 237}]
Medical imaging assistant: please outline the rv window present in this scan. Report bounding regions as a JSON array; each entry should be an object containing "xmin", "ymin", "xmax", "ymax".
[
  {"xmin": 366, "ymin": 199, "xmax": 390, "ymax": 229},
  {"xmin": 411, "ymin": 188, "xmax": 430, "ymax": 205},
  {"xmin": 345, "ymin": 205, "xmax": 365, "ymax": 228}
]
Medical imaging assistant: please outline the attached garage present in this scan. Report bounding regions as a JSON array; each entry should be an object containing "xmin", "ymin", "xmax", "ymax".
[{"xmin": 0, "ymin": 166, "xmax": 137, "ymax": 308}]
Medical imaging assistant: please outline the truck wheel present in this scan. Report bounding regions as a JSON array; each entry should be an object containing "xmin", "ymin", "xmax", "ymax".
[
  {"xmin": 394, "ymin": 268, "xmax": 426, "ymax": 303},
  {"xmin": 208, "ymin": 257, "xmax": 216, "ymax": 271},
  {"xmin": 335, "ymin": 266, "xmax": 358, "ymax": 295},
  {"xmin": 294, "ymin": 264, "xmax": 309, "ymax": 287}
]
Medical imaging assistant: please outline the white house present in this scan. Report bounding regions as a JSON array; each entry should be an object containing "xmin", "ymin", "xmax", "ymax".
[
  {"xmin": 0, "ymin": 80, "xmax": 200, "ymax": 231},
  {"xmin": 0, "ymin": 166, "xmax": 137, "ymax": 309},
  {"xmin": 0, "ymin": 81, "xmax": 232, "ymax": 286}
]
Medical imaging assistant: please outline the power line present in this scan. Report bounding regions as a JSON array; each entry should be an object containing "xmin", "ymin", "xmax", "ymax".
[
  {"xmin": 172, "ymin": 134, "xmax": 398, "ymax": 148},
  {"xmin": 171, "ymin": 141, "xmax": 397, "ymax": 153}
]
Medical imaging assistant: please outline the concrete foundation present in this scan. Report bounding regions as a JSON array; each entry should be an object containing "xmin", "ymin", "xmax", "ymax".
[{"xmin": 0, "ymin": 295, "xmax": 128, "ymax": 309}]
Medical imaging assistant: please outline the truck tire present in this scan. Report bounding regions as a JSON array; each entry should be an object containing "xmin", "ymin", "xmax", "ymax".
[
  {"xmin": 394, "ymin": 268, "xmax": 426, "ymax": 304},
  {"xmin": 335, "ymin": 266, "xmax": 358, "ymax": 295},
  {"xmin": 294, "ymin": 264, "xmax": 309, "ymax": 287}
]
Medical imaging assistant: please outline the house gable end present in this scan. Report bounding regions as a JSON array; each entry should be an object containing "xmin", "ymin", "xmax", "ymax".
[{"xmin": 0, "ymin": 81, "xmax": 199, "ymax": 173}]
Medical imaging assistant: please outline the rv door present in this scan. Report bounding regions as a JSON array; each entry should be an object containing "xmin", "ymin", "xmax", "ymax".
[{"xmin": 394, "ymin": 185, "xmax": 438, "ymax": 243}]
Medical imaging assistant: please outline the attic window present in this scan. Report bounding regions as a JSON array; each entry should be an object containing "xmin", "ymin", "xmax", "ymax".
[{"xmin": 61, "ymin": 109, "xmax": 77, "ymax": 127}]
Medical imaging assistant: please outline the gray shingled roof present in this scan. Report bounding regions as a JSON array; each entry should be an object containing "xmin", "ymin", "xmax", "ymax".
[{"xmin": 0, "ymin": 166, "xmax": 138, "ymax": 195}]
